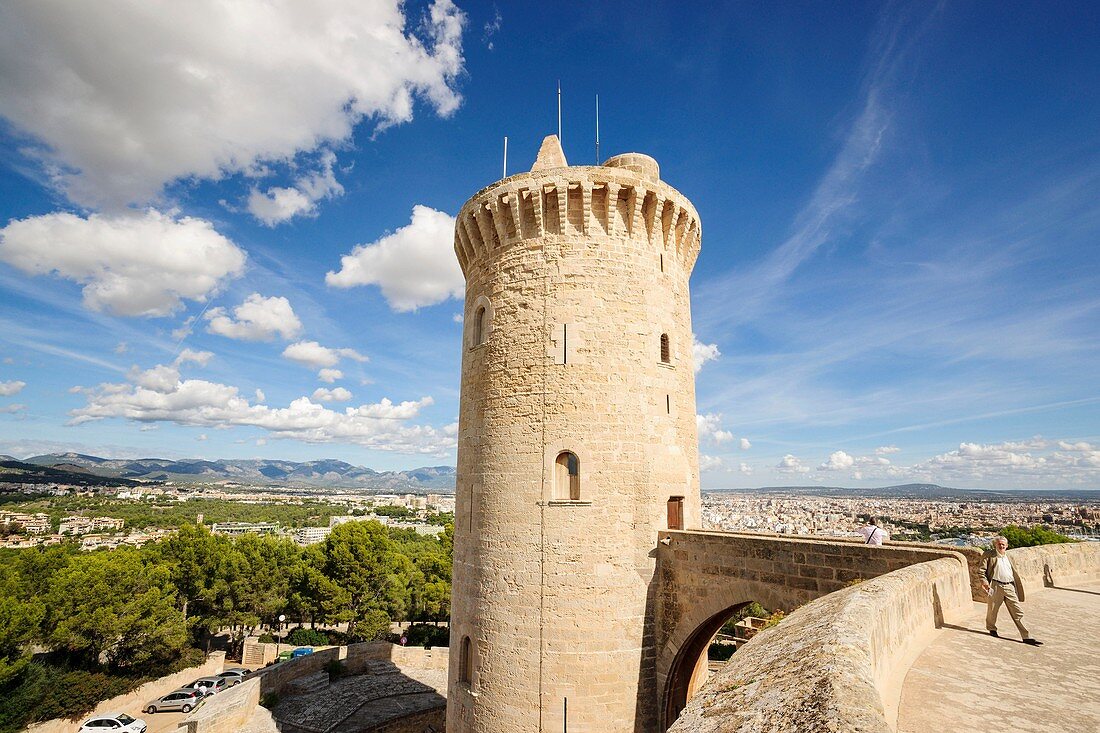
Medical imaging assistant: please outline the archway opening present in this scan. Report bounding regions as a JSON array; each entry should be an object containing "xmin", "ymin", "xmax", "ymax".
[
  {"xmin": 554, "ymin": 451, "xmax": 580, "ymax": 500},
  {"xmin": 662, "ymin": 600, "xmax": 775, "ymax": 730}
]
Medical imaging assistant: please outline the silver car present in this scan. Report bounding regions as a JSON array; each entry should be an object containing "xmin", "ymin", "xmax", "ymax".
[
  {"xmin": 216, "ymin": 667, "xmax": 251, "ymax": 685},
  {"xmin": 143, "ymin": 688, "xmax": 203, "ymax": 714},
  {"xmin": 182, "ymin": 676, "xmax": 226, "ymax": 696}
]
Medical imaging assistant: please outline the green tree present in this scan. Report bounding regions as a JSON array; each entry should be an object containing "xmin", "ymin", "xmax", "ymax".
[
  {"xmin": 317, "ymin": 521, "xmax": 412, "ymax": 640},
  {"xmin": 44, "ymin": 549, "xmax": 188, "ymax": 670},
  {"xmin": 999, "ymin": 524, "xmax": 1075, "ymax": 548},
  {"xmin": 0, "ymin": 569, "xmax": 45, "ymax": 686}
]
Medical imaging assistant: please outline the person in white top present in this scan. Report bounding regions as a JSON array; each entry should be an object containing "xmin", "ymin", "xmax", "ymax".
[
  {"xmin": 858, "ymin": 518, "xmax": 888, "ymax": 546},
  {"xmin": 980, "ymin": 536, "xmax": 1042, "ymax": 646}
]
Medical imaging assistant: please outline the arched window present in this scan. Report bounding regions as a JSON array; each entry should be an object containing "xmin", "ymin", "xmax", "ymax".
[
  {"xmin": 473, "ymin": 306, "xmax": 487, "ymax": 346},
  {"xmin": 555, "ymin": 451, "xmax": 580, "ymax": 500},
  {"xmin": 660, "ymin": 333, "xmax": 671, "ymax": 364},
  {"xmin": 460, "ymin": 635, "xmax": 473, "ymax": 684}
]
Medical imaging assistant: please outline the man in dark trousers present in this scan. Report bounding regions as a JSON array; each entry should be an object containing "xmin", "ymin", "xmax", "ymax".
[{"xmin": 981, "ymin": 535, "xmax": 1042, "ymax": 646}]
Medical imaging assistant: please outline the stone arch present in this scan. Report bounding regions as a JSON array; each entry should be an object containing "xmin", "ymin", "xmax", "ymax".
[{"xmin": 663, "ymin": 602, "xmax": 751, "ymax": 728}]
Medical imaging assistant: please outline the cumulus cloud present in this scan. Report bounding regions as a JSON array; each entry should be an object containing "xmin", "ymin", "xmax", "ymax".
[
  {"xmin": 875, "ymin": 445, "xmax": 900, "ymax": 455},
  {"xmin": 0, "ymin": 381, "xmax": 26, "ymax": 396},
  {"xmin": 326, "ymin": 205, "xmax": 463, "ymax": 311},
  {"xmin": 69, "ymin": 362, "xmax": 450, "ymax": 453},
  {"xmin": 697, "ymin": 413, "xmax": 734, "ymax": 444},
  {"xmin": 776, "ymin": 454, "xmax": 810, "ymax": 475},
  {"xmin": 204, "ymin": 293, "xmax": 302, "ymax": 341},
  {"xmin": 317, "ymin": 368, "xmax": 344, "ymax": 384},
  {"xmin": 312, "ymin": 387, "xmax": 353, "ymax": 403},
  {"xmin": 175, "ymin": 349, "xmax": 214, "ymax": 367},
  {"xmin": 0, "ymin": 1, "xmax": 467, "ymax": 209},
  {"xmin": 739, "ymin": 462, "xmax": 753, "ymax": 475},
  {"xmin": 739, "ymin": 438, "xmax": 752, "ymax": 450},
  {"xmin": 0, "ymin": 210, "xmax": 245, "ymax": 316},
  {"xmin": 819, "ymin": 450, "xmax": 855, "ymax": 471},
  {"xmin": 692, "ymin": 339, "xmax": 721, "ymax": 373},
  {"xmin": 282, "ymin": 340, "xmax": 367, "ymax": 369},
  {"xmin": 247, "ymin": 150, "xmax": 344, "ymax": 226},
  {"xmin": 699, "ymin": 454, "xmax": 723, "ymax": 471},
  {"xmin": 0, "ymin": 403, "xmax": 26, "ymax": 414},
  {"xmin": 907, "ymin": 438, "xmax": 1100, "ymax": 486}
]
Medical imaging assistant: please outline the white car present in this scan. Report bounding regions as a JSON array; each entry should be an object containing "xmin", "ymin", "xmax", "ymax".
[{"xmin": 78, "ymin": 713, "xmax": 147, "ymax": 733}]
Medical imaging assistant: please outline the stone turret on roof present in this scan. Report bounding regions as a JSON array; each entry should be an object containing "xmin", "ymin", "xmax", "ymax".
[{"xmin": 531, "ymin": 134, "xmax": 567, "ymax": 171}]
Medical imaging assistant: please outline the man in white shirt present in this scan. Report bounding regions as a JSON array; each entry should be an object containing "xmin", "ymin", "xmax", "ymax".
[
  {"xmin": 980, "ymin": 536, "xmax": 1042, "ymax": 646},
  {"xmin": 858, "ymin": 518, "xmax": 888, "ymax": 546}
]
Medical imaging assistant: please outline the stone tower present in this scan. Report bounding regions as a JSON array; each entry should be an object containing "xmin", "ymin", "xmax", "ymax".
[{"xmin": 448, "ymin": 136, "xmax": 702, "ymax": 733}]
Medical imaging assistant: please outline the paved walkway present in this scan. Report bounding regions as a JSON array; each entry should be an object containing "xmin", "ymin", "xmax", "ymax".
[{"xmin": 897, "ymin": 580, "xmax": 1100, "ymax": 733}]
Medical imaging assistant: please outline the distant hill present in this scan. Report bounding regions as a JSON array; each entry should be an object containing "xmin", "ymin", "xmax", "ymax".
[
  {"xmin": 0, "ymin": 459, "xmax": 148, "ymax": 488},
  {"xmin": 706, "ymin": 483, "xmax": 1100, "ymax": 502},
  {"xmin": 21, "ymin": 452, "xmax": 456, "ymax": 492}
]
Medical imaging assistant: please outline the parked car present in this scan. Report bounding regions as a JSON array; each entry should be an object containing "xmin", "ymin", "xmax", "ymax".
[
  {"xmin": 144, "ymin": 688, "xmax": 204, "ymax": 714},
  {"xmin": 291, "ymin": 647, "xmax": 313, "ymax": 658},
  {"xmin": 182, "ymin": 676, "xmax": 226, "ymax": 696},
  {"xmin": 78, "ymin": 713, "xmax": 146, "ymax": 733},
  {"xmin": 216, "ymin": 667, "xmax": 251, "ymax": 685}
]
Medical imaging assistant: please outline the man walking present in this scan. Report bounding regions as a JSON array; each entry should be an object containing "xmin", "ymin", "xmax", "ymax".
[{"xmin": 981, "ymin": 535, "xmax": 1042, "ymax": 646}]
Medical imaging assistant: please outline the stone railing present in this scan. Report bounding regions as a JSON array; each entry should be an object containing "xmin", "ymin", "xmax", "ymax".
[
  {"xmin": 668, "ymin": 556, "xmax": 972, "ymax": 733},
  {"xmin": 670, "ymin": 540, "xmax": 1100, "ymax": 733},
  {"xmin": 177, "ymin": 677, "xmax": 260, "ymax": 733}
]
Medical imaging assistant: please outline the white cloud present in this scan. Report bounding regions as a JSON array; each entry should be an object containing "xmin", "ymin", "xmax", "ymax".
[
  {"xmin": 175, "ymin": 349, "xmax": 214, "ymax": 367},
  {"xmin": 692, "ymin": 339, "xmax": 721, "ymax": 373},
  {"xmin": 697, "ymin": 413, "xmax": 733, "ymax": 444},
  {"xmin": 312, "ymin": 387, "xmax": 353, "ymax": 403},
  {"xmin": 819, "ymin": 450, "xmax": 855, "ymax": 471},
  {"xmin": 452, "ymin": 313, "xmax": 463, "ymax": 323},
  {"xmin": 318, "ymin": 368, "xmax": 344, "ymax": 384},
  {"xmin": 114, "ymin": 342, "xmax": 128, "ymax": 355},
  {"xmin": 874, "ymin": 445, "xmax": 900, "ymax": 455},
  {"xmin": 247, "ymin": 150, "xmax": 344, "ymax": 226},
  {"xmin": 0, "ymin": 381, "xmax": 26, "ymax": 396},
  {"xmin": 0, "ymin": 403, "xmax": 26, "ymax": 414},
  {"xmin": 906, "ymin": 438, "xmax": 1100, "ymax": 486},
  {"xmin": 282, "ymin": 340, "xmax": 367, "ymax": 369},
  {"xmin": 0, "ymin": 1, "xmax": 467, "ymax": 209},
  {"xmin": 326, "ymin": 205, "xmax": 463, "ymax": 311},
  {"xmin": 255, "ymin": 389, "xmax": 266, "ymax": 403},
  {"xmin": 196, "ymin": 434, "xmax": 208, "ymax": 441},
  {"xmin": 776, "ymin": 454, "xmax": 810, "ymax": 474},
  {"xmin": 132, "ymin": 364, "xmax": 180, "ymax": 393},
  {"xmin": 739, "ymin": 438, "xmax": 752, "ymax": 450},
  {"xmin": 739, "ymin": 462, "xmax": 753, "ymax": 475},
  {"xmin": 699, "ymin": 454, "xmax": 723, "ymax": 471},
  {"xmin": 69, "ymin": 362, "xmax": 450, "ymax": 453},
  {"xmin": 204, "ymin": 293, "xmax": 302, "ymax": 341},
  {"xmin": 0, "ymin": 210, "xmax": 245, "ymax": 316},
  {"xmin": 171, "ymin": 316, "xmax": 197, "ymax": 342}
]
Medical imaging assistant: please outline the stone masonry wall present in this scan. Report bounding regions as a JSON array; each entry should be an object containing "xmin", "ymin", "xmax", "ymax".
[
  {"xmin": 668, "ymin": 556, "xmax": 973, "ymax": 733},
  {"xmin": 653, "ymin": 530, "xmax": 967, "ymax": 728},
  {"xmin": 449, "ymin": 141, "xmax": 703, "ymax": 733}
]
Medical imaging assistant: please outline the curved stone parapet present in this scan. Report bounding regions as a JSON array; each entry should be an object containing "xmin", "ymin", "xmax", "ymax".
[{"xmin": 670, "ymin": 541, "xmax": 1100, "ymax": 733}]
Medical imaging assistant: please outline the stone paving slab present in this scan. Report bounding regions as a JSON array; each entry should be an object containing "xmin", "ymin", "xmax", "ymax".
[{"xmin": 897, "ymin": 579, "xmax": 1100, "ymax": 733}]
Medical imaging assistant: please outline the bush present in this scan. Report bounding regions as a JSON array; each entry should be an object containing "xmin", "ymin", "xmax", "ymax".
[
  {"xmin": 391, "ymin": 623, "xmax": 449, "ymax": 648},
  {"xmin": 286, "ymin": 628, "xmax": 329, "ymax": 647},
  {"xmin": 707, "ymin": 643, "xmax": 736, "ymax": 661},
  {"xmin": 0, "ymin": 661, "xmax": 146, "ymax": 733},
  {"xmin": 257, "ymin": 633, "xmax": 275, "ymax": 643},
  {"xmin": 323, "ymin": 659, "xmax": 347, "ymax": 679}
]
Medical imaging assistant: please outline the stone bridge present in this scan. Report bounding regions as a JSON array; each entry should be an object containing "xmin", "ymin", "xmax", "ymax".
[{"xmin": 652, "ymin": 530, "xmax": 977, "ymax": 731}]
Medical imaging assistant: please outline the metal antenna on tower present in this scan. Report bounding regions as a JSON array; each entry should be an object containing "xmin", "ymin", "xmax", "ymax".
[
  {"xmin": 557, "ymin": 80, "xmax": 562, "ymax": 145},
  {"xmin": 595, "ymin": 94, "xmax": 600, "ymax": 164},
  {"xmin": 503, "ymin": 136, "xmax": 508, "ymax": 178}
]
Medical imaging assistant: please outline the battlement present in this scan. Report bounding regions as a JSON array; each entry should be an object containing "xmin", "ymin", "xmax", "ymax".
[{"xmin": 453, "ymin": 137, "xmax": 701, "ymax": 279}]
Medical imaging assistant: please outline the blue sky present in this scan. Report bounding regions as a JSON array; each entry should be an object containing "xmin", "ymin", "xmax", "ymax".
[{"xmin": 0, "ymin": 1, "xmax": 1096, "ymax": 489}]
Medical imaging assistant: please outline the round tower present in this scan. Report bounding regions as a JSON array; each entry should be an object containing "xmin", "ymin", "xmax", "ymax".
[{"xmin": 448, "ymin": 136, "xmax": 702, "ymax": 733}]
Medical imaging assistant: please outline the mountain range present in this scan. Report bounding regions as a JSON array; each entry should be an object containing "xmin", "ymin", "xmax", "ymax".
[{"xmin": 1, "ymin": 452, "xmax": 456, "ymax": 492}]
